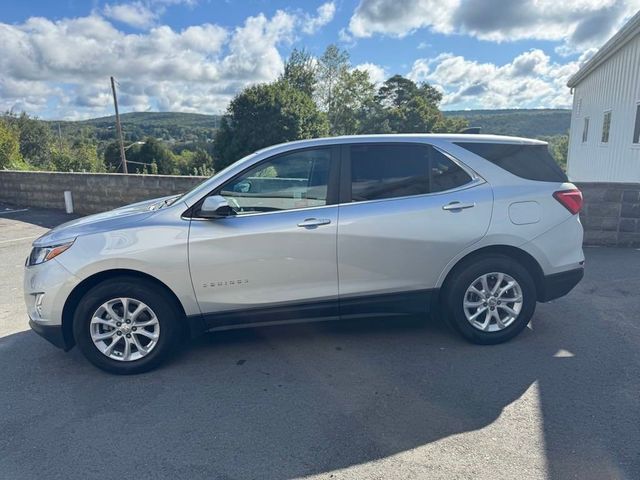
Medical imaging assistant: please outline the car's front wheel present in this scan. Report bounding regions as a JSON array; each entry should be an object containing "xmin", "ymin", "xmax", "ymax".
[
  {"xmin": 442, "ymin": 255, "xmax": 537, "ymax": 344},
  {"xmin": 73, "ymin": 277, "xmax": 181, "ymax": 374}
]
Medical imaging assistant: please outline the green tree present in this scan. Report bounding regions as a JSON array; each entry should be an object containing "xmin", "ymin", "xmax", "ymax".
[
  {"xmin": 316, "ymin": 44, "xmax": 350, "ymax": 114},
  {"xmin": 49, "ymin": 141, "xmax": 105, "ymax": 172},
  {"xmin": 0, "ymin": 120, "xmax": 28, "ymax": 170},
  {"xmin": 190, "ymin": 148, "xmax": 215, "ymax": 176},
  {"xmin": 281, "ymin": 48, "xmax": 317, "ymax": 97},
  {"xmin": 103, "ymin": 141, "xmax": 122, "ymax": 171},
  {"xmin": 547, "ymin": 134, "xmax": 569, "ymax": 171},
  {"xmin": 132, "ymin": 137, "xmax": 175, "ymax": 174},
  {"xmin": 15, "ymin": 113, "xmax": 54, "ymax": 167},
  {"xmin": 214, "ymin": 81, "xmax": 329, "ymax": 170},
  {"xmin": 365, "ymin": 75, "xmax": 467, "ymax": 134},
  {"xmin": 330, "ymin": 69, "xmax": 377, "ymax": 135}
]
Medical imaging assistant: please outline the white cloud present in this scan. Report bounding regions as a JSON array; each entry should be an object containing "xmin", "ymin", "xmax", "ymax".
[
  {"xmin": 354, "ymin": 62, "xmax": 387, "ymax": 84},
  {"xmin": 103, "ymin": 0, "xmax": 198, "ymax": 30},
  {"xmin": 0, "ymin": 9, "xmax": 305, "ymax": 118},
  {"xmin": 103, "ymin": 2, "xmax": 158, "ymax": 29},
  {"xmin": 409, "ymin": 49, "xmax": 581, "ymax": 110},
  {"xmin": 349, "ymin": 0, "xmax": 458, "ymax": 38},
  {"xmin": 349, "ymin": 0, "xmax": 640, "ymax": 50},
  {"xmin": 302, "ymin": 2, "xmax": 336, "ymax": 34}
]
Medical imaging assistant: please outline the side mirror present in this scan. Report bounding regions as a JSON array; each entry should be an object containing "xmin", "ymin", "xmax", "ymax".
[{"xmin": 199, "ymin": 195, "xmax": 234, "ymax": 219}]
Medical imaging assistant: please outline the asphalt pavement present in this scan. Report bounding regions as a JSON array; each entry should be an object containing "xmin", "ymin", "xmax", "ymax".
[{"xmin": 0, "ymin": 203, "xmax": 638, "ymax": 480}]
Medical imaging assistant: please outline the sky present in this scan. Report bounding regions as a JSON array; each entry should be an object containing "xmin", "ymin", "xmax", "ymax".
[{"xmin": 0, "ymin": 0, "xmax": 638, "ymax": 120}]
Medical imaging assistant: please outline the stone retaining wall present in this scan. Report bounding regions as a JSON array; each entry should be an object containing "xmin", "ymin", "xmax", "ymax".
[
  {"xmin": 0, "ymin": 170, "xmax": 206, "ymax": 214},
  {"xmin": 575, "ymin": 182, "xmax": 640, "ymax": 247}
]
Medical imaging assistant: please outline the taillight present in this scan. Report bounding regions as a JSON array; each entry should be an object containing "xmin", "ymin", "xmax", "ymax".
[{"xmin": 553, "ymin": 189, "xmax": 583, "ymax": 215}]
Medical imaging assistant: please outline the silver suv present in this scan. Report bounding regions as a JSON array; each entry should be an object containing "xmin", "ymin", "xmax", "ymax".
[{"xmin": 25, "ymin": 134, "xmax": 584, "ymax": 374}]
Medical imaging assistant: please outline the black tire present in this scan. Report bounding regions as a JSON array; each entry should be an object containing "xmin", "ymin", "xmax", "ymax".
[
  {"xmin": 442, "ymin": 255, "xmax": 537, "ymax": 345},
  {"xmin": 73, "ymin": 277, "xmax": 181, "ymax": 374}
]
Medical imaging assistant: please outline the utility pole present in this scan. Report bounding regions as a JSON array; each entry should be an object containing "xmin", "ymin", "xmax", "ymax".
[{"xmin": 110, "ymin": 76, "xmax": 128, "ymax": 173}]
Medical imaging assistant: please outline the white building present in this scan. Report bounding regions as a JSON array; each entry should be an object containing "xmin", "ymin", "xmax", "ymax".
[{"xmin": 567, "ymin": 11, "xmax": 640, "ymax": 183}]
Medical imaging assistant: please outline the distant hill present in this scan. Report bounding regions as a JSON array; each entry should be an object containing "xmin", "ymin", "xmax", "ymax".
[
  {"xmin": 45, "ymin": 109, "xmax": 570, "ymax": 147},
  {"xmin": 443, "ymin": 109, "xmax": 571, "ymax": 138},
  {"xmin": 49, "ymin": 112, "xmax": 223, "ymax": 145}
]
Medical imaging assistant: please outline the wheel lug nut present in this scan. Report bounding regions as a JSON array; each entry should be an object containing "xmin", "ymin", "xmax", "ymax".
[
  {"xmin": 125, "ymin": 320, "xmax": 131, "ymax": 324},
  {"xmin": 116, "ymin": 322, "xmax": 122, "ymax": 327},
  {"xmin": 117, "ymin": 331, "xmax": 122, "ymax": 335},
  {"xmin": 126, "ymin": 333, "xmax": 131, "ymax": 338},
  {"xmin": 132, "ymin": 327, "xmax": 137, "ymax": 331},
  {"xmin": 490, "ymin": 306, "xmax": 495, "ymax": 311},
  {"xmin": 497, "ymin": 301, "xmax": 501, "ymax": 305},
  {"xmin": 483, "ymin": 302, "xmax": 487, "ymax": 306}
]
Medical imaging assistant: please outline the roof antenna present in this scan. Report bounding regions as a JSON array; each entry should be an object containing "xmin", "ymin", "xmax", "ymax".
[{"xmin": 460, "ymin": 127, "xmax": 481, "ymax": 134}]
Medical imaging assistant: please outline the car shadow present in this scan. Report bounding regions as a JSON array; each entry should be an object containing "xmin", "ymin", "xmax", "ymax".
[{"xmin": 0, "ymin": 249, "xmax": 638, "ymax": 479}]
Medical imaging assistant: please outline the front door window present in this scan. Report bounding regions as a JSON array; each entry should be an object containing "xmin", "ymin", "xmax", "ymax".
[{"xmin": 219, "ymin": 149, "xmax": 331, "ymax": 214}]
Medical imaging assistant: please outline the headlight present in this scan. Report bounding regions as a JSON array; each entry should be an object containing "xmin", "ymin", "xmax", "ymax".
[{"xmin": 27, "ymin": 240, "xmax": 75, "ymax": 266}]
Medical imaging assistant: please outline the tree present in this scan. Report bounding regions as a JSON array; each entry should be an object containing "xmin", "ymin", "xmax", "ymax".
[
  {"xmin": 376, "ymin": 75, "xmax": 422, "ymax": 109},
  {"xmin": 49, "ymin": 141, "xmax": 105, "ymax": 172},
  {"xmin": 547, "ymin": 134, "xmax": 569, "ymax": 171},
  {"xmin": 281, "ymin": 48, "xmax": 317, "ymax": 97},
  {"xmin": 103, "ymin": 141, "xmax": 122, "ymax": 171},
  {"xmin": 15, "ymin": 112, "xmax": 54, "ymax": 167},
  {"xmin": 365, "ymin": 75, "xmax": 467, "ymax": 134},
  {"xmin": 0, "ymin": 120, "xmax": 28, "ymax": 170},
  {"xmin": 316, "ymin": 44, "xmax": 350, "ymax": 114},
  {"xmin": 131, "ymin": 137, "xmax": 175, "ymax": 174},
  {"xmin": 214, "ymin": 81, "xmax": 329, "ymax": 170},
  {"xmin": 330, "ymin": 69, "xmax": 377, "ymax": 135}
]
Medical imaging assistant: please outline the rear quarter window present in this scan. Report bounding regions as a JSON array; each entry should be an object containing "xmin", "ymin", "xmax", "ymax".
[{"xmin": 454, "ymin": 142, "xmax": 567, "ymax": 182}]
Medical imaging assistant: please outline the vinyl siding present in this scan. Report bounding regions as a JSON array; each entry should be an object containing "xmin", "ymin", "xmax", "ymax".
[{"xmin": 567, "ymin": 33, "xmax": 640, "ymax": 182}]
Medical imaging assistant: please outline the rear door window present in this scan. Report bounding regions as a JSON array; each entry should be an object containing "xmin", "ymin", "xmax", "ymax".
[
  {"xmin": 348, "ymin": 144, "xmax": 472, "ymax": 202},
  {"xmin": 453, "ymin": 142, "xmax": 567, "ymax": 182}
]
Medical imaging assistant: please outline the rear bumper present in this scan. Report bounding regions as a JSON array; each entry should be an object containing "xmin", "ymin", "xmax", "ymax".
[
  {"xmin": 29, "ymin": 318, "xmax": 73, "ymax": 351},
  {"xmin": 538, "ymin": 266, "xmax": 584, "ymax": 302}
]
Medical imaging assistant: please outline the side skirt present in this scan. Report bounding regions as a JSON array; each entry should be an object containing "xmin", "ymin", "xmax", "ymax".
[{"xmin": 191, "ymin": 289, "xmax": 438, "ymax": 333}]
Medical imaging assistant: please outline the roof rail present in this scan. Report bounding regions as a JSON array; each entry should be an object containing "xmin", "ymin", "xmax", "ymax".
[{"xmin": 460, "ymin": 127, "xmax": 481, "ymax": 134}]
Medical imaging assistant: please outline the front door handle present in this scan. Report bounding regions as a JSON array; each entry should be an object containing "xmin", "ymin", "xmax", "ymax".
[
  {"xmin": 442, "ymin": 201, "xmax": 476, "ymax": 211},
  {"xmin": 297, "ymin": 218, "xmax": 332, "ymax": 228}
]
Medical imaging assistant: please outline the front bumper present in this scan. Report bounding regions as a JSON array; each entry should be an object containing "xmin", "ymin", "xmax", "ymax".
[
  {"xmin": 24, "ymin": 258, "xmax": 79, "ymax": 351},
  {"xmin": 29, "ymin": 318, "xmax": 73, "ymax": 350},
  {"xmin": 538, "ymin": 266, "xmax": 584, "ymax": 302}
]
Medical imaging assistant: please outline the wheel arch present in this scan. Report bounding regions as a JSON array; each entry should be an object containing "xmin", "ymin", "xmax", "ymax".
[
  {"xmin": 61, "ymin": 269, "xmax": 189, "ymax": 350},
  {"xmin": 438, "ymin": 245, "xmax": 545, "ymax": 302}
]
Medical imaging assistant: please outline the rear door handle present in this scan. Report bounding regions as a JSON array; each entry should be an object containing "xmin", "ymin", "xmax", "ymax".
[
  {"xmin": 442, "ymin": 202, "xmax": 476, "ymax": 211},
  {"xmin": 297, "ymin": 218, "xmax": 331, "ymax": 228}
]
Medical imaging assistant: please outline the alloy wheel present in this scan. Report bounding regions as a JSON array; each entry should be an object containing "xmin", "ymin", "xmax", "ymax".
[
  {"xmin": 463, "ymin": 272, "xmax": 523, "ymax": 332},
  {"xmin": 90, "ymin": 298, "xmax": 160, "ymax": 361}
]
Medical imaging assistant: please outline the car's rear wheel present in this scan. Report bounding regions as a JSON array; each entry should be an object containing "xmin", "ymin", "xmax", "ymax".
[
  {"xmin": 73, "ymin": 277, "xmax": 181, "ymax": 374},
  {"xmin": 443, "ymin": 255, "xmax": 537, "ymax": 344}
]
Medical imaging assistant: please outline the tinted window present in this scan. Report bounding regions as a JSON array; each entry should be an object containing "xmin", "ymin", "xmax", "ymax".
[
  {"xmin": 430, "ymin": 148, "xmax": 473, "ymax": 193},
  {"xmin": 219, "ymin": 149, "xmax": 330, "ymax": 214},
  {"xmin": 454, "ymin": 142, "xmax": 568, "ymax": 182},
  {"xmin": 350, "ymin": 144, "xmax": 471, "ymax": 202},
  {"xmin": 582, "ymin": 117, "xmax": 589, "ymax": 143}
]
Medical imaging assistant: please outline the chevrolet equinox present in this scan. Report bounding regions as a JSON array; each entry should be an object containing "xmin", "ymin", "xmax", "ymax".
[{"xmin": 25, "ymin": 135, "xmax": 585, "ymax": 374}]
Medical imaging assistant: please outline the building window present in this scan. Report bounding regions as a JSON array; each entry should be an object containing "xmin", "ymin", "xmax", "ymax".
[
  {"xmin": 582, "ymin": 117, "xmax": 589, "ymax": 143},
  {"xmin": 633, "ymin": 103, "xmax": 640, "ymax": 144},
  {"xmin": 601, "ymin": 111, "xmax": 611, "ymax": 143}
]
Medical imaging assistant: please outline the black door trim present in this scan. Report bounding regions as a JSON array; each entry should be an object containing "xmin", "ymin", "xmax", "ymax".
[{"xmin": 191, "ymin": 289, "xmax": 438, "ymax": 332}]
